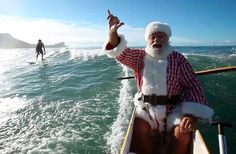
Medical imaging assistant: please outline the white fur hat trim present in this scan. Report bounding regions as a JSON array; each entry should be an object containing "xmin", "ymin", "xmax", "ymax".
[{"xmin": 145, "ymin": 21, "xmax": 172, "ymax": 41}]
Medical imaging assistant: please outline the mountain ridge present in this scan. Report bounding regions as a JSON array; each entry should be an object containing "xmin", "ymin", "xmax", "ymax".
[{"xmin": 0, "ymin": 33, "xmax": 66, "ymax": 48}]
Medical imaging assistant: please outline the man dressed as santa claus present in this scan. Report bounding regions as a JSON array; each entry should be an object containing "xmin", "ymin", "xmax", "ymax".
[{"xmin": 103, "ymin": 10, "xmax": 214, "ymax": 154}]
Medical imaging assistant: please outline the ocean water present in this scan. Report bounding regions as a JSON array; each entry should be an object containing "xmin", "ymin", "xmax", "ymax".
[{"xmin": 0, "ymin": 46, "xmax": 236, "ymax": 154}]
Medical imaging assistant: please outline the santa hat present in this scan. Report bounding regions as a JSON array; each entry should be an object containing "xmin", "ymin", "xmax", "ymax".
[{"xmin": 145, "ymin": 21, "xmax": 172, "ymax": 41}]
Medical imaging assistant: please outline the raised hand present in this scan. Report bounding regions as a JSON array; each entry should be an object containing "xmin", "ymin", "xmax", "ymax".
[{"xmin": 107, "ymin": 9, "xmax": 124, "ymax": 33}]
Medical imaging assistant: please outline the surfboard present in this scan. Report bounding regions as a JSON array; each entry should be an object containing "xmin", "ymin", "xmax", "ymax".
[{"xmin": 26, "ymin": 62, "xmax": 36, "ymax": 65}]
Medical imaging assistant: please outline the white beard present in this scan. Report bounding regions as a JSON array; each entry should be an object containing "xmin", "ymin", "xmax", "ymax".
[{"xmin": 145, "ymin": 44, "xmax": 172, "ymax": 59}]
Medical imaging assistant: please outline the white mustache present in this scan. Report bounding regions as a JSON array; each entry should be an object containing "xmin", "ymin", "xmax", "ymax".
[
  {"xmin": 145, "ymin": 43, "xmax": 171, "ymax": 59},
  {"xmin": 145, "ymin": 46, "xmax": 162, "ymax": 58}
]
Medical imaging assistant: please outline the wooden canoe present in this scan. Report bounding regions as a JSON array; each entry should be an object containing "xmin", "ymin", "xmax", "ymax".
[{"xmin": 120, "ymin": 107, "xmax": 211, "ymax": 154}]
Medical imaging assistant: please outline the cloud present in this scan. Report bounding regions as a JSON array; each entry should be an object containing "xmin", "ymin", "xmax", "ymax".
[
  {"xmin": 1, "ymin": 15, "xmax": 235, "ymax": 47},
  {"xmin": 0, "ymin": 15, "xmax": 109, "ymax": 47},
  {"xmin": 120, "ymin": 25, "xmax": 146, "ymax": 46},
  {"xmin": 0, "ymin": 15, "xmax": 147, "ymax": 47}
]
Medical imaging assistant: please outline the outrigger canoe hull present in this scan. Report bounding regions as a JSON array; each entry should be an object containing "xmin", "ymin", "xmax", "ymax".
[{"xmin": 120, "ymin": 108, "xmax": 210, "ymax": 154}]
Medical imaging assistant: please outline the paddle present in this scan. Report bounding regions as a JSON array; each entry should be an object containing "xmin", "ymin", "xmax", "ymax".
[{"xmin": 117, "ymin": 66, "xmax": 236, "ymax": 80}]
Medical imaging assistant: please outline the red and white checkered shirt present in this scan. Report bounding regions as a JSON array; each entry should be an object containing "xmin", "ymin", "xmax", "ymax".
[{"xmin": 116, "ymin": 48, "xmax": 208, "ymax": 105}]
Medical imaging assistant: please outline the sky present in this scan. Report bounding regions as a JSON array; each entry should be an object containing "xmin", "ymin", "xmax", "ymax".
[{"xmin": 1, "ymin": 0, "xmax": 236, "ymax": 47}]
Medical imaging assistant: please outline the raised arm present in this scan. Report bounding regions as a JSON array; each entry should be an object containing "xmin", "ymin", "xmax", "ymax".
[{"xmin": 107, "ymin": 9, "xmax": 124, "ymax": 47}]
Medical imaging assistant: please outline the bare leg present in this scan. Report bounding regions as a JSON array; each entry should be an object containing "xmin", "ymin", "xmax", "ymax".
[
  {"xmin": 166, "ymin": 126, "xmax": 192, "ymax": 154},
  {"xmin": 36, "ymin": 53, "xmax": 39, "ymax": 61},
  {"xmin": 130, "ymin": 117, "xmax": 162, "ymax": 154}
]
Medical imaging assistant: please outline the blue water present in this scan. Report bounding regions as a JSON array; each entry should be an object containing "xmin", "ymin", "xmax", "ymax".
[{"xmin": 0, "ymin": 46, "xmax": 236, "ymax": 153}]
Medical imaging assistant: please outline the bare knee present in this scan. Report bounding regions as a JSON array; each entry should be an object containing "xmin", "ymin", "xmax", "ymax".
[
  {"xmin": 131, "ymin": 118, "xmax": 161, "ymax": 154},
  {"xmin": 134, "ymin": 118, "xmax": 151, "ymax": 133},
  {"xmin": 166, "ymin": 126, "xmax": 192, "ymax": 154}
]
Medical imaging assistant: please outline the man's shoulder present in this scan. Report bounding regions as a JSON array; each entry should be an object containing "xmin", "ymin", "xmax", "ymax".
[
  {"xmin": 170, "ymin": 50, "xmax": 184, "ymax": 57},
  {"xmin": 168, "ymin": 50, "xmax": 187, "ymax": 63}
]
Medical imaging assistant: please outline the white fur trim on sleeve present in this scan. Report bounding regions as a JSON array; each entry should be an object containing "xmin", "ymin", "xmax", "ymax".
[
  {"xmin": 103, "ymin": 34, "xmax": 127, "ymax": 58},
  {"xmin": 180, "ymin": 102, "xmax": 214, "ymax": 121},
  {"xmin": 166, "ymin": 105, "xmax": 182, "ymax": 132},
  {"xmin": 166, "ymin": 102, "xmax": 214, "ymax": 132}
]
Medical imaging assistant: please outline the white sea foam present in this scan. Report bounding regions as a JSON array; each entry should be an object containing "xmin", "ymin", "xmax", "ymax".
[
  {"xmin": 44, "ymin": 49, "xmax": 61, "ymax": 58},
  {"xmin": 229, "ymin": 53, "xmax": 236, "ymax": 58},
  {"xmin": 0, "ymin": 48, "xmax": 68, "ymax": 75},
  {"xmin": 69, "ymin": 48, "xmax": 105, "ymax": 61},
  {"xmin": 105, "ymin": 66, "xmax": 134, "ymax": 154},
  {"xmin": 0, "ymin": 99, "xmax": 82, "ymax": 154},
  {"xmin": 0, "ymin": 96, "xmax": 28, "ymax": 123},
  {"xmin": 0, "ymin": 48, "xmax": 24, "ymax": 74},
  {"xmin": 21, "ymin": 137, "xmax": 74, "ymax": 154}
]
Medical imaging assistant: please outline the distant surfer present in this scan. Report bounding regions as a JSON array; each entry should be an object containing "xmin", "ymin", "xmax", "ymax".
[{"xmin": 36, "ymin": 39, "xmax": 46, "ymax": 61}]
